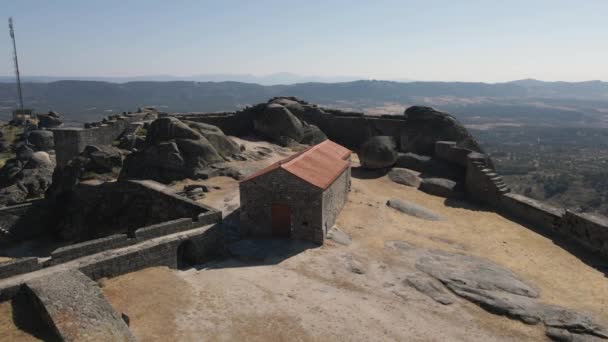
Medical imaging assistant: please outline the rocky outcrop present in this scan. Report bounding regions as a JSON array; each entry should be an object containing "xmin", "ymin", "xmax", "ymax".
[
  {"xmin": 388, "ymin": 168, "xmax": 422, "ymax": 187},
  {"xmin": 387, "ymin": 241, "xmax": 608, "ymax": 341},
  {"xmin": 120, "ymin": 117, "xmax": 243, "ymax": 183},
  {"xmin": 419, "ymin": 178, "xmax": 464, "ymax": 198},
  {"xmin": 358, "ymin": 136, "xmax": 398, "ymax": 169},
  {"xmin": 251, "ymin": 99, "xmax": 327, "ymax": 146},
  {"xmin": 37, "ymin": 111, "xmax": 63, "ymax": 129},
  {"xmin": 45, "ymin": 145, "xmax": 123, "ymax": 203},
  {"xmin": 25, "ymin": 130, "xmax": 54, "ymax": 151},
  {"xmin": 386, "ymin": 198, "xmax": 443, "ymax": 221},
  {"xmin": 0, "ymin": 151, "xmax": 55, "ymax": 206},
  {"xmin": 402, "ymin": 106, "xmax": 482, "ymax": 155}
]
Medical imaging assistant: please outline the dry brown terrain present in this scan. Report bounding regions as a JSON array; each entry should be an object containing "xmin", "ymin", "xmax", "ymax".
[{"xmin": 99, "ymin": 155, "xmax": 608, "ymax": 342}]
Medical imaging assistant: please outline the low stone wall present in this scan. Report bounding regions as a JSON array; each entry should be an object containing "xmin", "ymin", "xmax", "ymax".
[
  {"xmin": 560, "ymin": 211, "xmax": 608, "ymax": 257},
  {"xmin": 0, "ymin": 257, "xmax": 41, "ymax": 279},
  {"xmin": 0, "ymin": 224, "xmax": 222, "ymax": 301},
  {"xmin": 47, "ymin": 234, "xmax": 132, "ymax": 266},
  {"xmin": 79, "ymin": 224, "xmax": 222, "ymax": 280},
  {"xmin": 498, "ymin": 194, "xmax": 608, "ymax": 258},
  {"xmin": 134, "ymin": 212, "xmax": 221, "ymax": 240},
  {"xmin": 499, "ymin": 193, "xmax": 565, "ymax": 231}
]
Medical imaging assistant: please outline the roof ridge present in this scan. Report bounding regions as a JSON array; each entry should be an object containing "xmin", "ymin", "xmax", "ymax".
[{"xmin": 281, "ymin": 140, "xmax": 328, "ymax": 168}]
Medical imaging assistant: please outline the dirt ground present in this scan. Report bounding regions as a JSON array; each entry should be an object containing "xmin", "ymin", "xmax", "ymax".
[{"xmin": 100, "ymin": 156, "xmax": 608, "ymax": 341}]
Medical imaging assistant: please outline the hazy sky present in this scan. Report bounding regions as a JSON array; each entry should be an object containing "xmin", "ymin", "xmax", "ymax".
[{"xmin": 2, "ymin": 0, "xmax": 607, "ymax": 82}]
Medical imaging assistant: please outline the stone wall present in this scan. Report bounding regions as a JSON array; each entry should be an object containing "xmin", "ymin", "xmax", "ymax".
[
  {"xmin": 0, "ymin": 257, "xmax": 41, "ymax": 279},
  {"xmin": 174, "ymin": 112, "xmax": 254, "ymax": 137},
  {"xmin": 322, "ymin": 165, "xmax": 351, "ymax": 241},
  {"xmin": 499, "ymin": 193, "xmax": 565, "ymax": 231},
  {"xmin": 433, "ymin": 140, "xmax": 608, "ymax": 258},
  {"xmin": 78, "ymin": 224, "xmax": 222, "ymax": 280},
  {"xmin": 133, "ymin": 214, "xmax": 220, "ymax": 240},
  {"xmin": 239, "ymin": 168, "xmax": 324, "ymax": 243},
  {"xmin": 52, "ymin": 112, "xmax": 148, "ymax": 167},
  {"xmin": 0, "ymin": 224, "xmax": 222, "ymax": 301},
  {"xmin": 56, "ymin": 179, "xmax": 221, "ymax": 241},
  {"xmin": 47, "ymin": 234, "xmax": 131, "ymax": 266},
  {"xmin": 435, "ymin": 141, "xmax": 471, "ymax": 167},
  {"xmin": 181, "ymin": 110, "xmax": 409, "ymax": 151},
  {"xmin": 560, "ymin": 211, "xmax": 608, "ymax": 257}
]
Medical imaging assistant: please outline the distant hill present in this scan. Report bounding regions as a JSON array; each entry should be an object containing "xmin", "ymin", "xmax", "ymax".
[
  {"xmin": 1, "ymin": 79, "xmax": 607, "ymax": 123},
  {"xmin": 0, "ymin": 72, "xmax": 371, "ymax": 85}
]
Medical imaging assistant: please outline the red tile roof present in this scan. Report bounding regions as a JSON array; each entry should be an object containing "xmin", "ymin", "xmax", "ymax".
[{"xmin": 240, "ymin": 140, "xmax": 352, "ymax": 190}]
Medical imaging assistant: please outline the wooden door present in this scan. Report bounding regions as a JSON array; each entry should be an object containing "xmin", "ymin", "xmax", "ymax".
[{"xmin": 271, "ymin": 203, "xmax": 291, "ymax": 237}]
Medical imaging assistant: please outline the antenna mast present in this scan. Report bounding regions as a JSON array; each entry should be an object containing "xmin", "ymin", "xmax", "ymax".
[{"xmin": 8, "ymin": 17, "xmax": 24, "ymax": 110}]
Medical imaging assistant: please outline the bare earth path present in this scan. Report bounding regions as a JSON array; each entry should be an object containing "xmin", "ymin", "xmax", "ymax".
[{"xmin": 101, "ymin": 157, "xmax": 608, "ymax": 341}]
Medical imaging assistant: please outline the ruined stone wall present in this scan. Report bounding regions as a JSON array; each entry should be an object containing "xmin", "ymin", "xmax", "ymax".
[
  {"xmin": 52, "ymin": 113, "xmax": 148, "ymax": 167},
  {"xmin": 56, "ymin": 179, "xmax": 221, "ymax": 241},
  {"xmin": 322, "ymin": 165, "xmax": 351, "ymax": 241},
  {"xmin": 239, "ymin": 168, "xmax": 324, "ymax": 243}
]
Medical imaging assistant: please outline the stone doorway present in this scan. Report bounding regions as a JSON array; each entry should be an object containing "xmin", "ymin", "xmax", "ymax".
[
  {"xmin": 271, "ymin": 203, "xmax": 291, "ymax": 238},
  {"xmin": 176, "ymin": 240, "xmax": 197, "ymax": 269}
]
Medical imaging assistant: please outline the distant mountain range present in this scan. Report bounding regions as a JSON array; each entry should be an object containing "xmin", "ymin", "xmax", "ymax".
[
  {"xmin": 0, "ymin": 73, "xmax": 393, "ymax": 86},
  {"xmin": 0, "ymin": 79, "xmax": 607, "ymax": 123}
]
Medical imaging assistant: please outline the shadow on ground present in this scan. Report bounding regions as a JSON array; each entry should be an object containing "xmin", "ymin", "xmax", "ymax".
[
  {"xmin": 178, "ymin": 209, "xmax": 318, "ymax": 271},
  {"xmin": 11, "ymin": 290, "xmax": 60, "ymax": 341},
  {"xmin": 186, "ymin": 239, "xmax": 317, "ymax": 271},
  {"xmin": 443, "ymin": 198, "xmax": 493, "ymax": 212},
  {"xmin": 351, "ymin": 166, "xmax": 388, "ymax": 180}
]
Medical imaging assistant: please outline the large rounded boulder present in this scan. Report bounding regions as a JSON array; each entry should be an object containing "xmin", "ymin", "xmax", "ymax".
[
  {"xmin": 358, "ymin": 136, "xmax": 398, "ymax": 169},
  {"xmin": 185, "ymin": 121, "xmax": 241, "ymax": 158},
  {"xmin": 146, "ymin": 117, "xmax": 201, "ymax": 144},
  {"xmin": 26, "ymin": 130, "xmax": 55, "ymax": 151},
  {"xmin": 254, "ymin": 104, "xmax": 305, "ymax": 143},
  {"xmin": 120, "ymin": 117, "xmax": 243, "ymax": 183},
  {"xmin": 402, "ymin": 106, "xmax": 482, "ymax": 155},
  {"xmin": 37, "ymin": 111, "xmax": 63, "ymax": 129}
]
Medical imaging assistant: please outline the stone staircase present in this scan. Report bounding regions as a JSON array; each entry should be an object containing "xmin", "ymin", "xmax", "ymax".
[
  {"xmin": 465, "ymin": 152, "xmax": 511, "ymax": 205},
  {"xmin": 470, "ymin": 159, "xmax": 511, "ymax": 195}
]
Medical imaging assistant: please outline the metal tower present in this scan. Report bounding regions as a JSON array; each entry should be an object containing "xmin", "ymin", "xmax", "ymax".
[{"xmin": 8, "ymin": 17, "xmax": 24, "ymax": 110}]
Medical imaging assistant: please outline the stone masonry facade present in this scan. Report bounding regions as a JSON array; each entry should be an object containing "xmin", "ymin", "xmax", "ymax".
[{"xmin": 239, "ymin": 164, "xmax": 351, "ymax": 244}]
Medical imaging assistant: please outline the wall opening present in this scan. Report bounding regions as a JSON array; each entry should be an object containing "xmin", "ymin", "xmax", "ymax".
[{"xmin": 176, "ymin": 240, "xmax": 198, "ymax": 269}]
